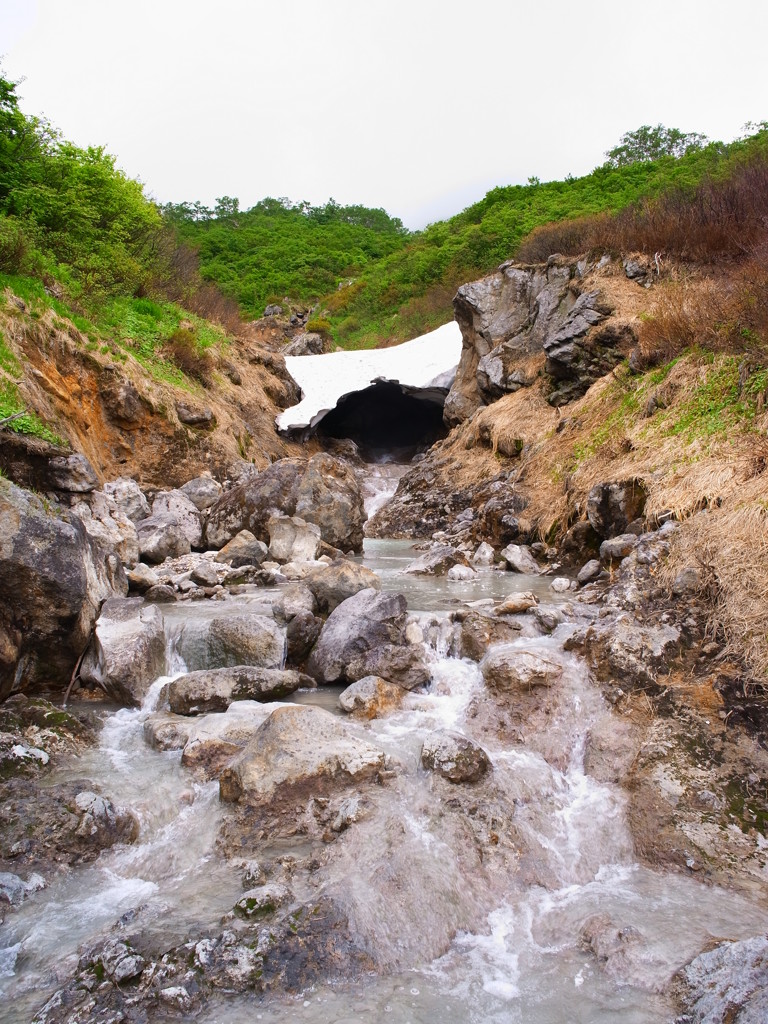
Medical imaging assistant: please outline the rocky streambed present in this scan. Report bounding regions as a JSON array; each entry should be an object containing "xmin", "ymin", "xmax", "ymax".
[{"xmin": 1, "ymin": 451, "xmax": 767, "ymax": 1023}]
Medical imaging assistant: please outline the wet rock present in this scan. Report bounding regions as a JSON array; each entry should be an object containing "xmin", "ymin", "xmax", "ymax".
[
  {"xmin": 267, "ymin": 514, "xmax": 321, "ymax": 563},
  {"xmin": 103, "ymin": 477, "xmax": 150, "ymax": 523},
  {"xmin": 180, "ymin": 475, "xmax": 222, "ymax": 511},
  {"xmin": 286, "ymin": 610, "xmax": 324, "ymax": 667},
  {"xmin": 472, "ymin": 541, "xmax": 496, "ymax": 566},
  {"xmin": 494, "ymin": 591, "xmax": 539, "ymax": 614},
  {"xmin": 0, "ymin": 779, "xmax": 138, "ymax": 872},
  {"xmin": 421, "ymin": 731, "xmax": 491, "ymax": 783},
  {"xmin": 456, "ymin": 610, "xmax": 522, "ymax": 661},
  {"xmin": 566, "ymin": 616, "xmax": 680, "ymax": 690},
  {"xmin": 0, "ymin": 479, "xmax": 127, "ymax": 700},
  {"xmin": 280, "ymin": 583, "xmax": 316, "ymax": 619},
  {"xmin": 136, "ymin": 514, "xmax": 191, "ymax": 563},
  {"xmin": 168, "ymin": 667, "xmax": 307, "ymax": 715},
  {"xmin": 586, "ymin": 480, "xmax": 646, "ymax": 539},
  {"xmin": 599, "ymin": 533, "xmax": 638, "ymax": 565},
  {"xmin": 481, "ymin": 644, "xmax": 564, "ymax": 692},
  {"xmin": 219, "ymin": 705, "xmax": 389, "ymax": 805},
  {"xmin": 145, "ymin": 583, "xmax": 177, "ymax": 602},
  {"xmin": 338, "ymin": 676, "xmax": 405, "ymax": 718},
  {"xmin": 404, "ymin": 545, "xmax": 470, "ymax": 576},
  {"xmin": 347, "ymin": 642, "xmax": 431, "ymax": 691},
  {"xmin": 550, "ymin": 576, "xmax": 572, "ymax": 593},
  {"xmin": 500, "ymin": 543, "xmax": 541, "ymax": 574},
  {"xmin": 306, "ymin": 588, "xmax": 407, "ymax": 684},
  {"xmin": 80, "ymin": 598, "xmax": 166, "ymax": 706},
  {"xmin": 214, "ymin": 529, "xmax": 269, "ymax": 568},
  {"xmin": 235, "ymin": 882, "xmax": 292, "ymax": 919},
  {"xmin": 533, "ymin": 604, "xmax": 565, "ymax": 632},
  {"xmin": 46, "ymin": 453, "xmax": 99, "ymax": 493},
  {"xmin": 304, "ymin": 559, "xmax": 381, "ymax": 614},
  {"xmin": 176, "ymin": 613, "xmax": 285, "ymax": 673},
  {"xmin": 577, "ymin": 559, "xmax": 602, "ymax": 585},
  {"xmin": 96, "ymin": 938, "xmax": 146, "ymax": 983},
  {"xmin": 151, "ymin": 489, "xmax": 204, "ymax": 548},
  {"xmin": 674, "ymin": 933, "xmax": 768, "ymax": 1024},
  {"xmin": 447, "ymin": 564, "xmax": 478, "ymax": 581}
]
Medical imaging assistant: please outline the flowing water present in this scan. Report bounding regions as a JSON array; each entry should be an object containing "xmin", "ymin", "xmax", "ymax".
[{"xmin": 2, "ymin": 471, "xmax": 768, "ymax": 1023}]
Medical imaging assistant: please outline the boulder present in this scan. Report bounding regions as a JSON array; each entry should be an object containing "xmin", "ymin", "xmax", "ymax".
[
  {"xmin": 338, "ymin": 676, "xmax": 405, "ymax": 718},
  {"xmin": 180, "ymin": 475, "xmax": 222, "ymax": 511},
  {"xmin": 218, "ymin": 704, "xmax": 389, "ymax": 805},
  {"xmin": 421, "ymin": 732, "xmax": 491, "ymax": 783},
  {"xmin": 0, "ymin": 479, "xmax": 127, "ymax": 700},
  {"xmin": 675, "ymin": 934, "xmax": 768, "ymax": 1024},
  {"xmin": 71, "ymin": 496, "xmax": 140, "ymax": 568},
  {"xmin": 599, "ymin": 533, "xmax": 639, "ymax": 565},
  {"xmin": 347, "ymin": 642, "xmax": 431, "ymax": 691},
  {"xmin": 565, "ymin": 617, "xmax": 679, "ymax": 690},
  {"xmin": 80, "ymin": 598, "xmax": 166, "ymax": 706},
  {"xmin": 176, "ymin": 614, "xmax": 285, "ymax": 673},
  {"xmin": 45, "ymin": 453, "xmax": 99, "ymax": 493},
  {"xmin": 481, "ymin": 644, "xmax": 564, "ymax": 692},
  {"xmin": 494, "ymin": 591, "xmax": 539, "ymax": 615},
  {"xmin": 284, "ymin": 332, "xmax": 323, "ymax": 356},
  {"xmin": 577, "ymin": 559, "xmax": 602, "ymax": 585},
  {"xmin": 471, "ymin": 541, "xmax": 496, "ymax": 566},
  {"xmin": 103, "ymin": 477, "xmax": 150, "ymax": 523},
  {"xmin": 447, "ymin": 564, "xmax": 477, "ymax": 581},
  {"xmin": 190, "ymin": 561, "xmax": 219, "ymax": 588},
  {"xmin": 144, "ymin": 700, "xmax": 275, "ymax": 770},
  {"xmin": 206, "ymin": 454, "xmax": 366, "ymax": 553},
  {"xmin": 136, "ymin": 515, "xmax": 191, "ymax": 563},
  {"xmin": 455, "ymin": 610, "xmax": 522, "ymax": 660},
  {"xmin": 176, "ymin": 403, "xmax": 215, "ymax": 428},
  {"xmin": 280, "ymin": 583, "xmax": 316, "ymax": 620},
  {"xmin": 404, "ymin": 545, "xmax": 470, "ymax": 576},
  {"xmin": 267, "ymin": 514, "xmax": 321, "ymax": 563},
  {"xmin": 214, "ymin": 530, "xmax": 269, "ymax": 568},
  {"xmin": 151, "ymin": 490, "xmax": 204, "ymax": 548},
  {"xmin": 145, "ymin": 583, "xmax": 177, "ymax": 603},
  {"xmin": 550, "ymin": 577, "xmax": 572, "ymax": 593},
  {"xmin": 168, "ymin": 667, "xmax": 307, "ymax": 715},
  {"xmin": 285, "ymin": 611, "xmax": 323, "ymax": 667},
  {"xmin": 586, "ymin": 480, "xmax": 646, "ymax": 539},
  {"xmin": 294, "ymin": 453, "xmax": 366, "ymax": 553},
  {"xmin": 305, "ymin": 588, "xmax": 407, "ymax": 684},
  {"xmin": 500, "ymin": 543, "xmax": 541, "ymax": 574},
  {"xmin": 304, "ymin": 559, "xmax": 381, "ymax": 614}
]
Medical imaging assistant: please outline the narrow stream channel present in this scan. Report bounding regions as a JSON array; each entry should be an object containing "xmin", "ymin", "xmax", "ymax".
[{"xmin": 2, "ymin": 466, "xmax": 767, "ymax": 1024}]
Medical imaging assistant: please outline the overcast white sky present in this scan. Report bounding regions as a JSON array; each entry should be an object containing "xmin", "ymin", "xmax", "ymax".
[{"xmin": 2, "ymin": 0, "xmax": 767, "ymax": 229}]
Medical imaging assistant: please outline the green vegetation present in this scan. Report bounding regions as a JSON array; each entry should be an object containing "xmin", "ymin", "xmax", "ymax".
[{"xmin": 173, "ymin": 126, "xmax": 768, "ymax": 349}]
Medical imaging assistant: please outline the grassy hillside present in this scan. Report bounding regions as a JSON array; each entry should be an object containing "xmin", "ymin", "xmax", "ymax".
[{"xmin": 174, "ymin": 128, "xmax": 768, "ymax": 350}]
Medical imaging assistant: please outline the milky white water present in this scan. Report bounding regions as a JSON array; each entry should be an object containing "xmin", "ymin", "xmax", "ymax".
[
  {"xmin": 277, "ymin": 321, "xmax": 462, "ymax": 432},
  {"xmin": 2, "ymin": 493, "xmax": 768, "ymax": 1022}
]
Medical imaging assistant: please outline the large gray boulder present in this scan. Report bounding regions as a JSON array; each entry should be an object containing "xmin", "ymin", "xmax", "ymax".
[
  {"xmin": 306, "ymin": 588, "xmax": 407, "ymax": 684},
  {"xmin": 80, "ymin": 597, "xmax": 166, "ymax": 706},
  {"xmin": 0, "ymin": 479, "xmax": 127, "ymax": 700},
  {"xmin": 136, "ymin": 515, "xmax": 191, "ymax": 563},
  {"xmin": 206, "ymin": 454, "xmax": 366, "ymax": 553},
  {"xmin": 500, "ymin": 543, "xmax": 542, "ymax": 575},
  {"xmin": 304, "ymin": 560, "xmax": 381, "ymax": 614},
  {"xmin": 180, "ymin": 475, "xmax": 222, "ymax": 512},
  {"xmin": 347, "ymin": 642, "xmax": 431, "ymax": 691},
  {"xmin": 214, "ymin": 530, "xmax": 269, "ymax": 568},
  {"xmin": 167, "ymin": 666, "xmax": 307, "ymax": 715},
  {"xmin": 175, "ymin": 613, "xmax": 285, "ymax": 673},
  {"xmin": 294, "ymin": 453, "xmax": 366, "ymax": 553},
  {"xmin": 45, "ymin": 453, "xmax": 99, "ymax": 493},
  {"xmin": 71, "ymin": 495, "xmax": 140, "ymax": 568},
  {"xmin": 219, "ymin": 704, "xmax": 389, "ymax": 805},
  {"xmin": 103, "ymin": 477, "xmax": 150, "ymax": 523},
  {"xmin": 151, "ymin": 490, "xmax": 204, "ymax": 548}
]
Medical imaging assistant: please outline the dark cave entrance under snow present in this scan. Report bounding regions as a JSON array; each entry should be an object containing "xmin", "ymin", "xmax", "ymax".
[{"xmin": 315, "ymin": 379, "xmax": 449, "ymax": 461}]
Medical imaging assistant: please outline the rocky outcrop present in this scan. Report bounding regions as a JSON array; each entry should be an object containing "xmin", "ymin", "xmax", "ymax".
[
  {"xmin": 444, "ymin": 258, "xmax": 632, "ymax": 425},
  {"xmin": 206, "ymin": 454, "xmax": 366, "ymax": 553},
  {"xmin": 0, "ymin": 479, "xmax": 127, "ymax": 700}
]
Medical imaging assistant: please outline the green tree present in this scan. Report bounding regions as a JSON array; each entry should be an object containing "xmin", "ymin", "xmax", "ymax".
[{"xmin": 605, "ymin": 124, "xmax": 709, "ymax": 167}]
